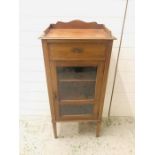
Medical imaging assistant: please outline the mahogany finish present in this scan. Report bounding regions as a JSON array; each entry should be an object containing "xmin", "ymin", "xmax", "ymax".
[
  {"xmin": 48, "ymin": 42, "xmax": 106, "ymax": 60},
  {"xmin": 40, "ymin": 20, "xmax": 116, "ymax": 138}
]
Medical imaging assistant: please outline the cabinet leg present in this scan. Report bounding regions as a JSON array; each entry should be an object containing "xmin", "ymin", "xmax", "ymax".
[
  {"xmin": 96, "ymin": 120, "xmax": 101, "ymax": 137},
  {"xmin": 52, "ymin": 121, "xmax": 57, "ymax": 138}
]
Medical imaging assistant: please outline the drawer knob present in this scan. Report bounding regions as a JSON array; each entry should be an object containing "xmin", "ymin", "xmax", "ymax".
[{"xmin": 72, "ymin": 48, "xmax": 83, "ymax": 53}]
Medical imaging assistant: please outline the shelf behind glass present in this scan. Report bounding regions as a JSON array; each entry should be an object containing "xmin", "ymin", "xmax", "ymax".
[
  {"xmin": 59, "ymin": 104, "xmax": 94, "ymax": 116},
  {"xmin": 57, "ymin": 66, "xmax": 97, "ymax": 81},
  {"xmin": 58, "ymin": 81, "xmax": 96, "ymax": 100},
  {"xmin": 57, "ymin": 66, "xmax": 97, "ymax": 101}
]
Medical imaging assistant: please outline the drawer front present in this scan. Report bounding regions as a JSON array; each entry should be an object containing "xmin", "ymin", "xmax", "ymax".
[{"xmin": 48, "ymin": 42, "xmax": 107, "ymax": 60}]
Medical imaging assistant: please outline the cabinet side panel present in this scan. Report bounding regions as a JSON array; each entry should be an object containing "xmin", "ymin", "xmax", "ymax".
[{"xmin": 41, "ymin": 40, "xmax": 56, "ymax": 121}]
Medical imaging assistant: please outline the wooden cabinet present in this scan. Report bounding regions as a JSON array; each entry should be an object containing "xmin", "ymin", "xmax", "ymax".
[{"xmin": 40, "ymin": 20, "xmax": 116, "ymax": 138}]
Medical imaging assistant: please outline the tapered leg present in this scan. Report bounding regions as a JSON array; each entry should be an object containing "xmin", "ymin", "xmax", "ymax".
[
  {"xmin": 52, "ymin": 121, "xmax": 57, "ymax": 138},
  {"xmin": 96, "ymin": 120, "xmax": 101, "ymax": 137}
]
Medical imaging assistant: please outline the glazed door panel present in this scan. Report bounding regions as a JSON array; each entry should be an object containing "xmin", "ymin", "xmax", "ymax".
[
  {"xmin": 57, "ymin": 66, "xmax": 97, "ymax": 100},
  {"xmin": 50, "ymin": 61, "xmax": 105, "ymax": 120}
]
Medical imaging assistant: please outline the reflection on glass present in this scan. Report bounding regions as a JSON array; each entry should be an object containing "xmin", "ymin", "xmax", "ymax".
[
  {"xmin": 57, "ymin": 67, "xmax": 97, "ymax": 81},
  {"xmin": 60, "ymin": 104, "xmax": 93, "ymax": 115},
  {"xmin": 58, "ymin": 81, "xmax": 95, "ymax": 100},
  {"xmin": 57, "ymin": 66, "xmax": 97, "ymax": 100}
]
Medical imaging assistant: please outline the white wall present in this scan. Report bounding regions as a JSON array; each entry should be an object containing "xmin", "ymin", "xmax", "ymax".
[{"xmin": 20, "ymin": 0, "xmax": 134, "ymax": 116}]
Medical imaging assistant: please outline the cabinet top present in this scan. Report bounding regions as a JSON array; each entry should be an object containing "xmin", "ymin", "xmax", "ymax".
[{"xmin": 40, "ymin": 20, "xmax": 116, "ymax": 40}]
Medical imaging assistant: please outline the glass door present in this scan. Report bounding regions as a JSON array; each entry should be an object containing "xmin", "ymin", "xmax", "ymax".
[{"xmin": 54, "ymin": 62, "xmax": 101, "ymax": 120}]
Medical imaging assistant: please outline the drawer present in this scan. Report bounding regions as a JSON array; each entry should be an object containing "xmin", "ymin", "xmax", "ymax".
[{"xmin": 48, "ymin": 42, "xmax": 106, "ymax": 60}]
